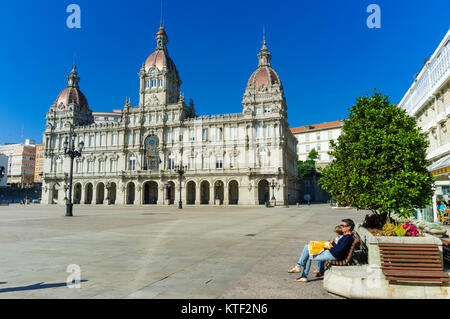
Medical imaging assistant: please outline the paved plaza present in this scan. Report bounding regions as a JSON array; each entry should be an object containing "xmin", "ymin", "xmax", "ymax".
[{"xmin": 0, "ymin": 204, "xmax": 365, "ymax": 299}]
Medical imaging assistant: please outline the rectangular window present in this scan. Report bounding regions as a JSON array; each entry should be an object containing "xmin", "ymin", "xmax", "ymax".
[
  {"xmin": 134, "ymin": 132, "xmax": 139, "ymax": 145},
  {"xmin": 151, "ymin": 80, "xmax": 157, "ymax": 88},
  {"xmin": 202, "ymin": 128, "xmax": 208, "ymax": 141},
  {"xmin": 168, "ymin": 158, "xmax": 175, "ymax": 170},
  {"xmin": 255, "ymin": 108, "xmax": 262, "ymax": 115},
  {"xmin": 263, "ymin": 125, "xmax": 269, "ymax": 138},
  {"xmin": 328, "ymin": 131, "xmax": 333, "ymax": 140},
  {"xmin": 87, "ymin": 161, "xmax": 92, "ymax": 173},
  {"xmin": 129, "ymin": 159, "xmax": 136, "ymax": 171},
  {"xmin": 216, "ymin": 158, "xmax": 223, "ymax": 169},
  {"xmin": 264, "ymin": 106, "xmax": 270, "ymax": 113},
  {"xmin": 145, "ymin": 80, "xmax": 150, "ymax": 88},
  {"xmin": 110, "ymin": 159, "xmax": 116, "ymax": 172},
  {"xmin": 317, "ymin": 133, "xmax": 321, "ymax": 140},
  {"xmin": 157, "ymin": 114, "xmax": 161, "ymax": 121},
  {"xmin": 202, "ymin": 156, "xmax": 209, "ymax": 169},
  {"xmin": 230, "ymin": 127, "xmax": 237, "ymax": 139},
  {"xmin": 189, "ymin": 129, "xmax": 195, "ymax": 141},
  {"xmin": 111, "ymin": 134, "xmax": 117, "ymax": 146},
  {"xmin": 317, "ymin": 144, "xmax": 321, "ymax": 151},
  {"xmin": 216, "ymin": 128, "xmax": 223, "ymax": 141},
  {"xmin": 150, "ymin": 115, "xmax": 155, "ymax": 122},
  {"xmin": 100, "ymin": 134, "xmax": 106, "ymax": 146},
  {"xmin": 188, "ymin": 157, "xmax": 195, "ymax": 170},
  {"xmin": 158, "ymin": 79, "xmax": 163, "ymax": 87},
  {"xmin": 255, "ymin": 125, "xmax": 260, "ymax": 138},
  {"xmin": 230, "ymin": 156, "xmax": 236, "ymax": 168},
  {"xmin": 305, "ymin": 144, "xmax": 310, "ymax": 152},
  {"xmin": 174, "ymin": 114, "xmax": 178, "ymax": 120},
  {"xmin": 89, "ymin": 135, "xmax": 94, "ymax": 147},
  {"xmin": 166, "ymin": 129, "xmax": 172, "ymax": 143}
]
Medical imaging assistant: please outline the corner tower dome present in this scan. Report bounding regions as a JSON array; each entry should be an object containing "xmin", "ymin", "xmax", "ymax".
[
  {"xmin": 54, "ymin": 64, "xmax": 89, "ymax": 109},
  {"xmin": 246, "ymin": 39, "xmax": 282, "ymax": 94}
]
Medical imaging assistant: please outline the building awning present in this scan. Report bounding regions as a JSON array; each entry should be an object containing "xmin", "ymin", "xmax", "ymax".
[{"xmin": 428, "ymin": 154, "xmax": 450, "ymax": 176}]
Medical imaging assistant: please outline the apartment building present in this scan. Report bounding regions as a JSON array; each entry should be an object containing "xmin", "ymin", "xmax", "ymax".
[{"xmin": 398, "ymin": 29, "xmax": 450, "ymax": 221}]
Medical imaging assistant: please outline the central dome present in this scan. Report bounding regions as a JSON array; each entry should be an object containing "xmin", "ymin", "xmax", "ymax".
[{"xmin": 144, "ymin": 25, "xmax": 177, "ymax": 73}]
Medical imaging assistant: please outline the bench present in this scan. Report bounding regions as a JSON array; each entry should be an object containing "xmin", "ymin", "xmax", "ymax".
[
  {"xmin": 441, "ymin": 239, "xmax": 450, "ymax": 266},
  {"xmin": 324, "ymin": 232, "xmax": 363, "ymax": 268},
  {"xmin": 379, "ymin": 243, "xmax": 450, "ymax": 282}
]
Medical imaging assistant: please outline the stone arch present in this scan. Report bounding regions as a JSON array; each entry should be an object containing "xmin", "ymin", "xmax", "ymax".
[
  {"xmin": 143, "ymin": 181, "xmax": 158, "ymax": 204},
  {"xmin": 73, "ymin": 183, "xmax": 82, "ymax": 204},
  {"xmin": 108, "ymin": 182, "xmax": 117, "ymax": 204},
  {"xmin": 213, "ymin": 180, "xmax": 224, "ymax": 204},
  {"xmin": 96, "ymin": 182, "xmax": 105, "ymax": 204},
  {"xmin": 186, "ymin": 180, "xmax": 196, "ymax": 205},
  {"xmin": 200, "ymin": 180, "xmax": 210, "ymax": 205},
  {"xmin": 167, "ymin": 181, "xmax": 175, "ymax": 204},
  {"xmin": 258, "ymin": 179, "xmax": 270, "ymax": 205},
  {"xmin": 51, "ymin": 183, "xmax": 60, "ymax": 204},
  {"xmin": 228, "ymin": 180, "xmax": 239, "ymax": 205},
  {"xmin": 126, "ymin": 182, "xmax": 135, "ymax": 205},
  {"xmin": 85, "ymin": 182, "xmax": 93, "ymax": 204}
]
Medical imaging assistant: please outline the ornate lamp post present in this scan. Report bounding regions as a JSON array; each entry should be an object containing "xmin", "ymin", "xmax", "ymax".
[
  {"xmin": 63, "ymin": 130, "xmax": 84, "ymax": 217},
  {"xmin": 175, "ymin": 163, "xmax": 187, "ymax": 209},
  {"xmin": 0, "ymin": 166, "xmax": 4, "ymax": 182},
  {"xmin": 270, "ymin": 179, "xmax": 277, "ymax": 206},
  {"xmin": 270, "ymin": 179, "xmax": 277, "ymax": 200}
]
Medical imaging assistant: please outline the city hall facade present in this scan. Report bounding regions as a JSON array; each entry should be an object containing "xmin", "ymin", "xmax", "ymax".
[{"xmin": 41, "ymin": 25, "xmax": 300, "ymax": 206}]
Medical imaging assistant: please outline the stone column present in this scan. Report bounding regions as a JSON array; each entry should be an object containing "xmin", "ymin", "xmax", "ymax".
[
  {"xmin": 135, "ymin": 184, "xmax": 142, "ymax": 205},
  {"xmin": 224, "ymin": 182, "xmax": 229, "ymax": 205},
  {"xmin": 195, "ymin": 183, "xmax": 200, "ymax": 205},
  {"xmin": 158, "ymin": 184, "xmax": 165, "ymax": 206},
  {"xmin": 210, "ymin": 183, "xmax": 215, "ymax": 205},
  {"xmin": 80, "ymin": 184, "xmax": 86, "ymax": 204},
  {"xmin": 174, "ymin": 181, "xmax": 180, "ymax": 205}
]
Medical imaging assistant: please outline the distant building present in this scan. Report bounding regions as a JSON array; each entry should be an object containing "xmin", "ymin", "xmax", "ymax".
[
  {"xmin": 0, "ymin": 154, "xmax": 8, "ymax": 188},
  {"xmin": 290, "ymin": 120, "xmax": 343, "ymax": 168},
  {"xmin": 92, "ymin": 110, "xmax": 123, "ymax": 123},
  {"xmin": 34, "ymin": 144, "xmax": 45, "ymax": 184},
  {"xmin": 0, "ymin": 139, "xmax": 36, "ymax": 187},
  {"xmin": 398, "ymin": 29, "xmax": 450, "ymax": 222}
]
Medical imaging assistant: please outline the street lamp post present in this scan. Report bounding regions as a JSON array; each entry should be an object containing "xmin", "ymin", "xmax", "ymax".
[
  {"xmin": 270, "ymin": 179, "xmax": 277, "ymax": 207},
  {"xmin": 63, "ymin": 130, "xmax": 84, "ymax": 217},
  {"xmin": 175, "ymin": 164, "xmax": 186, "ymax": 209},
  {"xmin": 0, "ymin": 166, "xmax": 4, "ymax": 182}
]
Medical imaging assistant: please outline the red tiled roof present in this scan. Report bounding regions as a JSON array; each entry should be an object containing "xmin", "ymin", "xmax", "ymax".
[{"xmin": 290, "ymin": 120, "xmax": 343, "ymax": 133}]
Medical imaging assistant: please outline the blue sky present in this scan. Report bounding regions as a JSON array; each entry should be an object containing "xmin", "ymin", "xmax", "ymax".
[{"xmin": 0, "ymin": 0, "xmax": 449, "ymax": 145}]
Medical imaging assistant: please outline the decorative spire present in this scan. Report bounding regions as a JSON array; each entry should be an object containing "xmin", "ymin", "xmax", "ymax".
[
  {"xmin": 257, "ymin": 30, "xmax": 271, "ymax": 67},
  {"xmin": 67, "ymin": 64, "xmax": 80, "ymax": 88},
  {"xmin": 156, "ymin": 24, "xmax": 168, "ymax": 51}
]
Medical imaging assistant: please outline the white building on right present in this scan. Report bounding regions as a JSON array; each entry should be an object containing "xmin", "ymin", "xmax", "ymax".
[{"xmin": 398, "ymin": 29, "xmax": 450, "ymax": 222}]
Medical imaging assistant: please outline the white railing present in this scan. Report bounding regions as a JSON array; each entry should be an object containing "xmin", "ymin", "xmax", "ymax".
[{"xmin": 399, "ymin": 30, "xmax": 450, "ymax": 116}]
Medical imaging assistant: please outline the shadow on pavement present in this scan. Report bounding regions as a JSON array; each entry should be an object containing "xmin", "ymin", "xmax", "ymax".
[{"xmin": 0, "ymin": 280, "xmax": 88, "ymax": 293}]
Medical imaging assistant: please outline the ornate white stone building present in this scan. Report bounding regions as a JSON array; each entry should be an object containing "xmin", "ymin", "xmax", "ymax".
[{"xmin": 41, "ymin": 25, "xmax": 300, "ymax": 206}]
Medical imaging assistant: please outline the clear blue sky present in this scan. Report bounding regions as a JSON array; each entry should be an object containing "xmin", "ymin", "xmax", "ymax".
[{"xmin": 0, "ymin": 0, "xmax": 449, "ymax": 144}]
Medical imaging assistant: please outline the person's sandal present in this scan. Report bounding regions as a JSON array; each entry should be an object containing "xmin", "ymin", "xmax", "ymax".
[
  {"xmin": 315, "ymin": 272, "xmax": 324, "ymax": 278},
  {"xmin": 295, "ymin": 277, "xmax": 308, "ymax": 282},
  {"xmin": 288, "ymin": 265, "xmax": 302, "ymax": 273}
]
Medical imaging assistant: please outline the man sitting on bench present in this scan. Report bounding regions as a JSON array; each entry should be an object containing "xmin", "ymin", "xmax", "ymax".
[{"xmin": 288, "ymin": 219, "xmax": 355, "ymax": 283}]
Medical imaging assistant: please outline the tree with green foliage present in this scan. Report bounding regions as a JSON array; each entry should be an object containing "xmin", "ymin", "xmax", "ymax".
[
  {"xmin": 318, "ymin": 91, "xmax": 434, "ymax": 223},
  {"xmin": 298, "ymin": 149, "xmax": 319, "ymax": 178}
]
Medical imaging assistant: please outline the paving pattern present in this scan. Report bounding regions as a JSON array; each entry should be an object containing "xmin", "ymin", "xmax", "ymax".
[{"xmin": 0, "ymin": 204, "xmax": 365, "ymax": 298}]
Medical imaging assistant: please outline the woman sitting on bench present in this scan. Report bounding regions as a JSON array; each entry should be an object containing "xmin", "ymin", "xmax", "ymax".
[{"xmin": 288, "ymin": 219, "xmax": 355, "ymax": 283}]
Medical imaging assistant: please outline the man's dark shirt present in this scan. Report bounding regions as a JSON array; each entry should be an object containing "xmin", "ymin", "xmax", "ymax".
[{"xmin": 329, "ymin": 234, "xmax": 354, "ymax": 260}]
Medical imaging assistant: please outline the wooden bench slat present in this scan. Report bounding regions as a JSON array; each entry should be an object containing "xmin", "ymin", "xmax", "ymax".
[
  {"xmin": 379, "ymin": 247, "xmax": 440, "ymax": 251},
  {"xmin": 381, "ymin": 251, "xmax": 441, "ymax": 256},
  {"xmin": 381, "ymin": 257, "xmax": 441, "ymax": 262},
  {"xmin": 385, "ymin": 276, "xmax": 450, "ymax": 282},
  {"xmin": 378, "ymin": 243, "xmax": 436, "ymax": 248},
  {"xmin": 381, "ymin": 263, "xmax": 443, "ymax": 268},
  {"xmin": 383, "ymin": 270, "xmax": 449, "ymax": 278}
]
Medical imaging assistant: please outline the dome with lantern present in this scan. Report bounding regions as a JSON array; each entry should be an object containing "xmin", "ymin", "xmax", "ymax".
[{"xmin": 54, "ymin": 65, "xmax": 89, "ymax": 110}]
